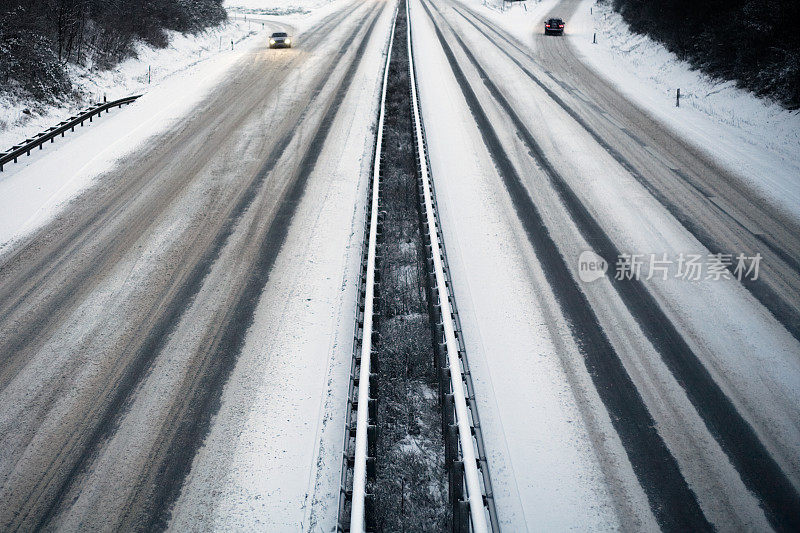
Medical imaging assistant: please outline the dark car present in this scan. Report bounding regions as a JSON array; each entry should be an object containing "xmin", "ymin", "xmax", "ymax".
[
  {"xmin": 544, "ymin": 18, "xmax": 565, "ymax": 35},
  {"xmin": 269, "ymin": 32, "xmax": 292, "ymax": 48}
]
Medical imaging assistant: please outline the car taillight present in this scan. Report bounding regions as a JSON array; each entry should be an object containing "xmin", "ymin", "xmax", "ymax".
[
  {"xmin": 546, "ymin": 24, "xmax": 550, "ymax": 27},
  {"xmin": 559, "ymin": 24, "xmax": 564, "ymax": 27}
]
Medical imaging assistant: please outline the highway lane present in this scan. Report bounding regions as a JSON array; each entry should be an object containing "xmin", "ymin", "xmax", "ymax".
[
  {"xmin": 450, "ymin": 2, "xmax": 800, "ymax": 527},
  {"xmin": 461, "ymin": 0, "xmax": 800, "ymax": 344},
  {"xmin": 0, "ymin": 1, "xmax": 392, "ymax": 529},
  {"xmin": 411, "ymin": 0, "xmax": 800, "ymax": 530}
]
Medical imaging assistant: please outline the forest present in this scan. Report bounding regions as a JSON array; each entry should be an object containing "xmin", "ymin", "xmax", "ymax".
[
  {"xmin": 0, "ymin": 0, "xmax": 226, "ymax": 99},
  {"xmin": 608, "ymin": 0, "xmax": 800, "ymax": 109}
]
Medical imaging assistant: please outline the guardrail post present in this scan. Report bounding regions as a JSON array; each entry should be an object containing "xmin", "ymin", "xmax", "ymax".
[
  {"xmin": 449, "ymin": 460, "xmax": 466, "ymax": 529},
  {"xmin": 455, "ymin": 499, "xmax": 470, "ymax": 533},
  {"xmin": 445, "ymin": 419, "xmax": 457, "ymax": 463},
  {"xmin": 368, "ymin": 398, "xmax": 377, "ymax": 420},
  {"xmin": 365, "ymin": 494, "xmax": 376, "ymax": 531}
]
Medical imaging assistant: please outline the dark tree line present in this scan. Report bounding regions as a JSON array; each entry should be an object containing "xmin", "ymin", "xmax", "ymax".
[
  {"xmin": 606, "ymin": 0, "xmax": 800, "ymax": 109},
  {"xmin": 0, "ymin": 0, "xmax": 226, "ymax": 100}
]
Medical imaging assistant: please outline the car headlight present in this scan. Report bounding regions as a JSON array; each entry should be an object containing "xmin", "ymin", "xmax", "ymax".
[
  {"xmin": 270, "ymin": 39, "xmax": 275, "ymax": 44},
  {"xmin": 286, "ymin": 39, "xmax": 291, "ymax": 44}
]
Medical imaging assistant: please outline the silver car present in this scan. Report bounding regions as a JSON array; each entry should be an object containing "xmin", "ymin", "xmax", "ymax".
[{"xmin": 269, "ymin": 32, "xmax": 292, "ymax": 49}]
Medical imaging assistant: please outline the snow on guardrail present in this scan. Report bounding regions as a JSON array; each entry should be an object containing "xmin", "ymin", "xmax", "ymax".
[
  {"xmin": 337, "ymin": 7, "xmax": 397, "ymax": 532},
  {"xmin": 0, "ymin": 95, "xmax": 141, "ymax": 172},
  {"xmin": 338, "ymin": 1, "xmax": 497, "ymax": 529},
  {"xmin": 406, "ymin": 0, "xmax": 498, "ymax": 529}
]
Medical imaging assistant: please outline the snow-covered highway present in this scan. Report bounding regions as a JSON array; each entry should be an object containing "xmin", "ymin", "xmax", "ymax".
[{"xmin": 0, "ymin": 0, "xmax": 798, "ymax": 530}]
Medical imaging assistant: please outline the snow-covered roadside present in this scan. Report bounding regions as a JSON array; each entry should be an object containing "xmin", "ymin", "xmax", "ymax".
[
  {"xmin": 0, "ymin": 26, "xmax": 266, "ymax": 254},
  {"xmin": 0, "ymin": 0, "xmax": 344, "ymax": 255},
  {"xmin": 225, "ymin": 0, "xmax": 340, "ymax": 34},
  {"xmin": 570, "ymin": 0, "xmax": 800, "ymax": 222},
  {"xmin": 226, "ymin": 0, "xmax": 335, "ymax": 17},
  {"xmin": 0, "ymin": 19, "xmax": 262, "ymax": 150}
]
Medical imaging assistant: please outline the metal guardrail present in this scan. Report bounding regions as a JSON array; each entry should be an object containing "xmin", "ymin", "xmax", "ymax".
[
  {"xmin": 407, "ymin": 0, "xmax": 499, "ymax": 529},
  {"xmin": 338, "ymin": 0, "xmax": 497, "ymax": 529},
  {"xmin": 337, "ymin": 7, "xmax": 398, "ymax": 532},
  {"xmin": 0, "ymin": 94, "xmax": 142, "ymax": 172}
]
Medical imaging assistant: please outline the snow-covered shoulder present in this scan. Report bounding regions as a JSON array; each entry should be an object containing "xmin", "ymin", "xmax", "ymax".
[
  {"xmin": 225, "ymin": 0, "xmax": 342, "ymax": 34},
  {"xmin": 569, "ymin": 0, "xmax": 800, "ymax": 222},
  {"xmin": 0, "ymin": 19, "xmax": 264, "ymax": 151}
]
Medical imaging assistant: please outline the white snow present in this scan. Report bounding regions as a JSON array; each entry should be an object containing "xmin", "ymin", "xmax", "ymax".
[
  {"xmin": 569, "ymin": 0, "xmax": 800, "ymax": 223},
  {"xmin": 0, "ymin": 1, "xmax": 392, "ymax": 529},
  {"xmin": 0, "ymin": 42, "xmax": 255, "ymax": 254},
  {"xmin": 411, "ymin": 0, "xmax": 800, "ymax": 527},
  {"xmin": 0, "ymin": 19, "xmax": 262, "ymax": 151},
  {"xmin": 450, "ymin": 0, "xmax": 800, "ymax": 485},
  {"xmin": 227, "ymin": 0, "xmax": 335, "ymax": 16},
  {"xmin": 167, "ymin": 6, "xmax": 395, "ymax": 529}
]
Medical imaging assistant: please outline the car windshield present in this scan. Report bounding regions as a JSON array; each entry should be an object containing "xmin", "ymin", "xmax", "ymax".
[{"xmin": 272, "ymin": 32, "xmax": 288, "ymax": 37}]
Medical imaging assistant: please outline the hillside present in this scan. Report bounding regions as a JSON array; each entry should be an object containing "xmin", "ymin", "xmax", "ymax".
[
  {"xmin": 606, "ymin": 0, "xmax": 800, "ymax": 109},
  {"xmin": 0, "ymin": 0, "xmax": 226, "ymax": 101}
]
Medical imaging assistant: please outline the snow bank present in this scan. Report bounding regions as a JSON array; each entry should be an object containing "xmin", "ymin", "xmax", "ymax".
[
  {"xmin": 0, "ymin": 19, "xmax": 261, "ymax": 151},
  {"xmin": 570, "ymin": 0, "xmax": 800, "ymax": 222},
  {"xmin": 226, "ymin": 0, "xmax": 335, "ymax": 17}
]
